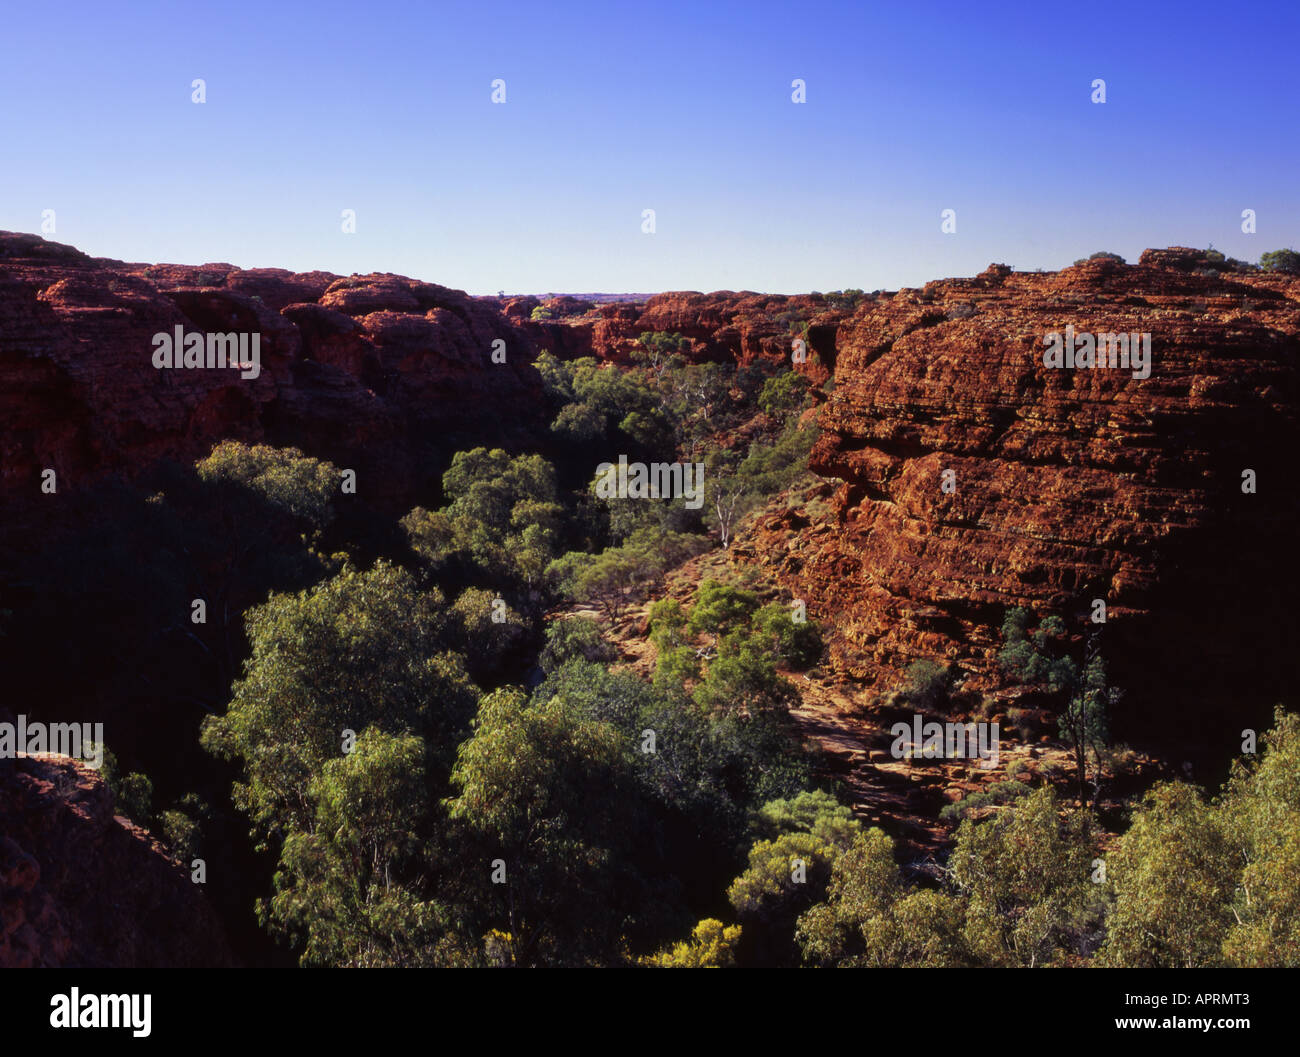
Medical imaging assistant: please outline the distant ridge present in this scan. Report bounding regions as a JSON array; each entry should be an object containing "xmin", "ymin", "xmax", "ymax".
[{"xmin": 537, "ymin": 293, "xmax": 654, "ymax": 303}]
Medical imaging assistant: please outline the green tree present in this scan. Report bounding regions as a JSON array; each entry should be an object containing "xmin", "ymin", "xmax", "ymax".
[
  {"xmin": 727, "ymin": 790, "xmax": 862, "ymax": 965},
  {"xmin": 548, "ymin": 530, "xmax": 703, "ymax": 621},
  {"xmin": 1099, "ymin": 782, "xmax": 1236, "ymax": 967},
  {"xmin": 1259, "ymin": 248, "xmax": 1300, "ymax": 275},
  {"xmin": 267, "ymin": 730, "xmax": 465, "ymax": 967},
  {"xmin": 538, "ymin": 616, "xmax": 617, "ymax": 674},
  {"xmin": 197, "ymin": 440, "xmax": 340, "ymax": 530},
  {"xmin": 404, "ymin": 448, "xmax": 564, "ymax": 589},
  {"xmin": 442, "ymin": 448, "xmax": 558, "ymax": 531},
  {"xmin": 727, "ymin": 831, "xmax": 841, "ymax": 967},
  {"xmin": 1221, "ymin": 707, "xmax": 1300, "ymax": 966},
  {"xmin": 693, "ymin": 629, "xmax": 799, "ymax": 717},
  {"xmin": 445, "ymin": 688, "xmax": 659, "ymax": 966},
  {"xmin": 998, "ymin": 608, "xmax": 1116, "ymax": 808},
  {"xmin": 449, "ymin": 587, "xmax": 529, "ymax": 684},
  {"xmin": 200, "ymin": 562, "xmax": 476, "ymax": 841},
  {"xmin": 753, "ymin": 790, "xmax": 858, "ymax": 847},
  {"xmin": 795, "ymin": 827, "xmax": 903, "ymax": 966},
  {"xmin": 949, "ymin": 786, "xmax": 1100, "ymax": 966},
  {"xmin": 758, "ymin": 371, "xmax": 811, "ymax": 425},
  {"xmin": 753, "ymin": 603, "xmax": 822, "ymax": 670},
  {"xmin": 798, "ymin": 827, "xmax": 972, "ymax": 967},
  {"xmin": 642, "ymin": 918, "xmax": 742, "ymax": 967}
]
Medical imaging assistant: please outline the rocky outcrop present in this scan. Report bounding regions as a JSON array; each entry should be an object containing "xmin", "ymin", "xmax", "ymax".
[
  {"xmin": 0, "ymin": 234, "xmax": 545, "ymax": 515},
  {"xmin": 510, "ymin": 288, "xmax": 850, "ymax": 374},
  {"xmin": 600, "ymin": 291, "xmax": 847, "ymax": 371},
  {"xmin": 741, "ymin": 250, "xmax": 1300, "ymax": 746},
  {"xmin": 0, "ymin": 754, "xmax": 234, "ymax": 968}
]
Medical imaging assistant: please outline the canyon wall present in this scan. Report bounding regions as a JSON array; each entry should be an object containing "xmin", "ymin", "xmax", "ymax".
[
  {"xmin": 0, "ymin": 752, "xmax": 234, "ymax": 968},
  {"xmin": 0, "ymin": 232, "xmax": 546, "ymax": 515},
  {"xmin": 744, "ymin": 251, "xmax": 1300, "ymax": 748}
]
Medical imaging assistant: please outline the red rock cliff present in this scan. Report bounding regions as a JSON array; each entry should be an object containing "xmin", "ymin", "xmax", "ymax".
[
  {"xmin": 0, "ymin": 232, "xmax": 545, "ymax": 514},
  {"xmin": 745, "ymin": 251, "xmax": 1300, "ymax": 745},
  {"xmin": 0, "ymin": 754, "xmax": 235, "ymax": 968}
]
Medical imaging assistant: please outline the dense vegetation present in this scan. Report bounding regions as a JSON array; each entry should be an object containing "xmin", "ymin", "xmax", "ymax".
[{"xmin": 3, "ymin": 332, "xmax": 1297, "ymax": 967}]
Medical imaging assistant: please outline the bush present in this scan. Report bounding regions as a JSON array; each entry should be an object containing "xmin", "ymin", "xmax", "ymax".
[
  {"xmin": 758, "ymin": 372, "xmax": 810, "ymax": 424},
  {"xmin": 1260, "ymin": 249, "xmax": 1300, "ymax": 275},
  {"xmin": 642, "ymin": 919, "xmax": 742, "ymax": 967},
  {"xmin": 754, "ymin": 603, "xmax": 823, "ymax": 670},
  {"xmin": 116, "ymin": 771, "xmax": 154, "ymax": 824},
  {"xmin": 160, "ymin": 809, "xmax": 201, "ymax": 862},
  {"xmin": 902, "ymin": 659, "xmax": 952, "ymax": 710},
  {"xmin": 1072, "ymin": 251, "xmax": 1126, "ymax": 266},
  {"xmin": 823, "ymin": 289, "xmax": 865, "ymax": 312},
  {"xmin": 539, "ymin": 615, "xmax": 617, "ymax": 673},
  {"xmin": 687, "ymin": 580, "xmax": 761, "ymax": 637}
]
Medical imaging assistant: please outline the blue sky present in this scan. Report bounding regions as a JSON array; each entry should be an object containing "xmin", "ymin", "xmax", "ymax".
[{"xmin": 2, "ymin": 0, "xmax": 1296, "ymax": 294}]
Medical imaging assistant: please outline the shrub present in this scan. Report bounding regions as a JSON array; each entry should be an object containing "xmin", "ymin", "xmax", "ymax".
[
  {"xmin": 160, "ymin": 809, "xmax": 201, "ymax": 862},
  {"xmin": 116, "ymin": 771, "xmax": 154, "ymax": 824},
  {"xmin": 754, "ymin": 603, "xmax": 823, "ymax": 670},
  {"xmin": 539, "ymin": 616, "xmax": 617, "ymax": 673},
  {"xmin": 1072, "ymin": 251, "xmax": 1126, "ymax": 266},
  {"xmin": 1260, "ymin": 249, "xmax": 1300, "ymax": 275},
  {"xmin": 903, "ymin": 659, "xmax": 952, "ymax": 710},
  {"xmin": 823, "ymin": 289, "xmax": 865, "ymax": 311},
  {"xmin": 758, "ymin": 372, "xmax": 810, "ymax": 424},
  {"xmin": 687, "ymin": 580, "xmax": 761, "ymax": 637},
  {"xmin": 642, "ymin": 919, "xmax": 742, "ymax": 967}
]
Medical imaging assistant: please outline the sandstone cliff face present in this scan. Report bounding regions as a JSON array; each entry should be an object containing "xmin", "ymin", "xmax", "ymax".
[
  {"xmin": 0, "ymin": 754, "xmax": 234, "ymax": 968},
  {"xmin": 0, "ymin": 233, "xmax": 544, "ymax": 514},
  {"xmin": 512, "ymin": 288, "xmax": 846, "ymax": 378},
  {"xmin": 742, "ymin": 251, "xmax": 1300, "ymax": 744}
]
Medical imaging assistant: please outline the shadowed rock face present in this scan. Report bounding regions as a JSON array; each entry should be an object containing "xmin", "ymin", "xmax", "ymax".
[
  {"xmin": 0, "ymin": 233, "xmax": 545, "ymax": 515},
  {"xmin": 0, "ymin": 753, "xmax": 234, "ymax": 968},
  {"xmin": 745, "ymin": 251, "xmax": 1300, "ymax": 750}
]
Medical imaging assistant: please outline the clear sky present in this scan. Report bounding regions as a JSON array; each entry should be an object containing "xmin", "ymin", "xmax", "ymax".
[{"xmin": 2, "ymin": 0, "xmax": 1296, "ymax": 294}]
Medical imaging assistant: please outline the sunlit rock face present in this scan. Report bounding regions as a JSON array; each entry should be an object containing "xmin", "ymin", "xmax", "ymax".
[{"xmin": 746, "ymin": 251, "xmax": 1300, "ymax": 749}]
